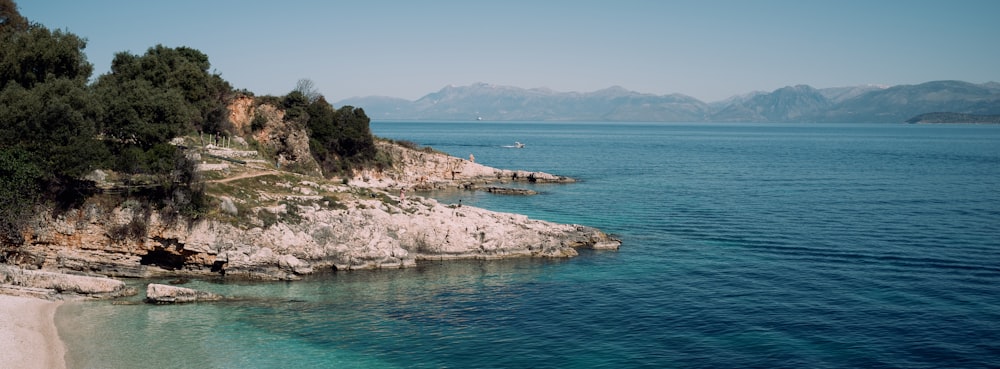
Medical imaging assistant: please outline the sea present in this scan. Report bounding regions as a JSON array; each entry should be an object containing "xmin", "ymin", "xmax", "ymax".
[{"xmin": 57, "ymin": 122, "xmax": 1000, "ymax": 368}]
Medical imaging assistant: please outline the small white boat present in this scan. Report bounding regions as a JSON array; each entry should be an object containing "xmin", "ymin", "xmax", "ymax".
[{"xmin": 514, "ymin": 141, "xmax": 525, "ymax": 148}]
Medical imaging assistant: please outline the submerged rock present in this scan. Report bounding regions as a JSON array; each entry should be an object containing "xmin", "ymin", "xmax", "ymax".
[
  {"xmin": 145, "ymin": 283, "xmax": 223, "ymax": 304},
  {"xmin": 473, "ymin": 185, "xmax": 538, "ymax": 195}
]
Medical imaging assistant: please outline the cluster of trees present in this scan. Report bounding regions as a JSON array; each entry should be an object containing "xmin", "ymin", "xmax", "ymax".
[
  {"xmin": 0, "ymin": 0, "xmax": 383, "ymax": 243},
  {"xmin": 250, "ymin": 82, "xmax": 382, "ymax": 176},
  {"xmin": 285, "ymin": 85, "xmax": 379, "ymax": 174},
  {"xmin": 95, "ymin": 45, "xmax": 232, "ymax": 176},
  {"xmin": 0, "ymin": 1, "xmax": 229, "ymax": 241},
  {"xmin": 260, "ymin": 78, "xmax": 381, "ymax": 175},
  {"xmin": 306, "ymin": 100, "xmax": 378, "ymax": 174}
]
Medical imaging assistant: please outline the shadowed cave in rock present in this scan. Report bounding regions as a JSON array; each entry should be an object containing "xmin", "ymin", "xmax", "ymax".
[{"xmin": 139, "ymin": 247, "xmax": 190, "ymax": 271}]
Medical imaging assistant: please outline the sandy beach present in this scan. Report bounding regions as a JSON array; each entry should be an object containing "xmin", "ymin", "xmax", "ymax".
[{"xmin": 0, "ymin": 295, "xmax": 67, "ymax": 369}]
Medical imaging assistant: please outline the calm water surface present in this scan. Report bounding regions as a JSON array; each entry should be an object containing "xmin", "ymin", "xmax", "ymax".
[{"xmin": 58, "ymin": 122, "xmax": 1000, "ymax": 368}]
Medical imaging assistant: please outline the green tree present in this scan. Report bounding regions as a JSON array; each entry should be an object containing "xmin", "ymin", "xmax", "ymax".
[
  {"xmin": 305, "ymin": 96, "xmax": 336, "ymax": 171},
  {"xmin": 0, "ymin": 79, "xmax": 105, "ymax": 179},
  {"xmin": 0, "ymin": 147, "xmax": 41, "ymax": 243},
  {"xmin": 306, "ymin": 96, "xmax": 336, "ymax": 140},
  {"xmin": 0, "ymin": 0, "xmax": 28, "ymax": 34},
  {"xmin": 303, "ymin": 97, "xmax": 377, "ymax": 175},
  {"xmin": 96, "ymin": 79, "xmax": 192, "ymax": 151},
  {"xmin": 91, "ymin": 45, "xmax": 226, "ymax": 216},
  {"xmin": 334, "ymin": 105, "xmax": 375, "ymax": 161},
  {"xmin": 0, "ymin": 24, "xmax": 92, "ymax": 91},
  {"xmin": 282, "ymin": 90, "xmax": 310, "ymax": 123},
  {"xmin": 0, "ymin": 15, "xmax": 102, "ymax": 181},
  {"xmin": 0, "ymin": 10, "xmax": 216, "ymax": 240},
  {"xmin": 98, "ymin": 45, "xmax": 232, "ymax": 134},
  {"xmin": 0, "ymin": 12, "xmax": 104, "ymax": 241},
  {"xmin": 94, "ymin": 45, "xmax": 234, "ymax": 178}
]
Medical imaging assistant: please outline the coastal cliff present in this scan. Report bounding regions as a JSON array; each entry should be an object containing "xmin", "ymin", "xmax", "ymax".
[{"xmin": 0, "ymin": 97, "xmax": 619, "ymax": 288}]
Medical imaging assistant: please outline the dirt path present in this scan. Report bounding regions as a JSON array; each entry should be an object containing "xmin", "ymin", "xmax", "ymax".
[{"xmin": 207, "ymin": 169, "xmax": 281, "ymax": 184}]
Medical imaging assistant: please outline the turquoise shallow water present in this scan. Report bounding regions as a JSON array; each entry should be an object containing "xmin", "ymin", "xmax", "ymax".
[{"xmin": 58, "ymin": 122, "xmax": 1000, "ymax": 368}]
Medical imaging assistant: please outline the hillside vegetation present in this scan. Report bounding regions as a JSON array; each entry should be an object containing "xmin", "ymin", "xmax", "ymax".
[{"xmin": 0, "ymin": 2, "xmax": 377, "ymax": 245}]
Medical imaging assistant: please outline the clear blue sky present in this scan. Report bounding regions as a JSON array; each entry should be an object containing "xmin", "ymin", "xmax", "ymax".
[{"xmin": 19, "ymin": 0, "xmax": 1000, "ymax": 102}]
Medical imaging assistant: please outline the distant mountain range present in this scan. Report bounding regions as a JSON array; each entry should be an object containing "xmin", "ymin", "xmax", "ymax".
[{"xmin": 335, "ymin": 80, "xmax": 1000, "ymax": 123}]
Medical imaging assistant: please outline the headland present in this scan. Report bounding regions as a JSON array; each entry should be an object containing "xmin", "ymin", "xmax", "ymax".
[{"xmin": 0, "ymin": 96, "xmax": 619, "ymax": 367}]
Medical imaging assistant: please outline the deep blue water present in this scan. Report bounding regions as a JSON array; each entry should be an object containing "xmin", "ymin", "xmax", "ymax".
[{"xmin": 58, "ymin": 122, "xmax": 1000, "ymax": 368}]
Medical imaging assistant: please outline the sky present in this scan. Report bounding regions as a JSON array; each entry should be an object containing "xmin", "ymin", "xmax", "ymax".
[{"xmin": 18, "ymin": 0, "xmax": 1000, "ymax": 103}]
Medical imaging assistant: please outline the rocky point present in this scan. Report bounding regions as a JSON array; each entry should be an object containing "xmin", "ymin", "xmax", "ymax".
[{"xmin": 1, "ymin": 97, "xmax": 620, "ymax": 298}]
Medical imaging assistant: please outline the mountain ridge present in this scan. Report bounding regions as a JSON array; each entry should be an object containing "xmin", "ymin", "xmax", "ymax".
[{"xmin": 337, "ymin": 80, "xmax": 1000, "ymax": 123}]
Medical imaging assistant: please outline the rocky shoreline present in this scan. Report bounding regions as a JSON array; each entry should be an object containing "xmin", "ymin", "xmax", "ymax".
[
  {"xmin": 3, "ymin": 177, "xmax": 618, "ymax": 284},
  {"xmin": 0, "ymin": 116, "xmax": 619, "ymax": 369},
  {"xmin": 1, "ymin": 137, "xmax": 619, "ymax": 299},
  {"xmin": 2, "ymin": 96, "xmax": 619, "ymax": 300}
]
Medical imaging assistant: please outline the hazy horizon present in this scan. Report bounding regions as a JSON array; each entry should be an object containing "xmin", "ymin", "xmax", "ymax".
[
  {"xmin": 21, "ymin": 1, "xmax": 1000, "ymax": 103},
  {"xmin": 335, "ymin": 81, "xmax": 912, "ymax": 103}
]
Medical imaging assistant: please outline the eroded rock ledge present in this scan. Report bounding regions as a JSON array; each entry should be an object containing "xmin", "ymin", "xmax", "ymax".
[
  {"xmin": 5, "ymin": 194, "xmax": 618, "ymax": 281},
  {"xmin": 0, "ymin": 264, "xmax": 136, "ymax": 300}
]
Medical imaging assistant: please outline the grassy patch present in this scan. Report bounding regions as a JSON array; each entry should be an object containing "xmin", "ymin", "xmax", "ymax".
[{"xmin": 321, "ymin": 195, "xmax": 349, "ymax": 210}]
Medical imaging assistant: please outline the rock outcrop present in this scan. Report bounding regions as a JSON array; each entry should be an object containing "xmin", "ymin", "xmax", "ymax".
[
  {"xmin": 0, "ymin": 264, "xmax": 135, "ymax": 300},
  {"xmin": 246, "ymin": 100, "xmax": 323, "ymax": 177},
  {"xmin": 145, "ymin": 284, "xmax": 223, "ymax": 304},
  {"xmin": 347, "ymin": 141, "xmax": 574, "ymax": 191},
  {"xmin": 227, "ymin": 95, "xmax": 256, "ymax": 133},
  {"xmin": 4, "ymin": 189, "xmax": 618, "ymax": 281},
  {"xmin": 474, "ymin": 186, "xmax": 538, "ymax": 195}
]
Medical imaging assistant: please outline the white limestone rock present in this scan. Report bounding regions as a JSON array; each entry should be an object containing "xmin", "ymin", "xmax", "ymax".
[
  {"xmin": 0, "ymin": 264, "xmax": 135, "ymax": 299},
  {"xmin": 145, "ymin": 283, "xmax": 223, "ymax": 304}
]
